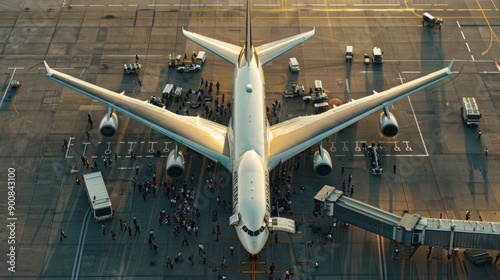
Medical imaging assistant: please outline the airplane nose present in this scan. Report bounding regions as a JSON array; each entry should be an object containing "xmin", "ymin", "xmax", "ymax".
[{"xmin": 245, "ymin": 241, "xmax": 261, "ymax": 255}]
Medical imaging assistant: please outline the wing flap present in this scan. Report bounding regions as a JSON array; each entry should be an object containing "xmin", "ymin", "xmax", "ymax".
[
  {"xmin": 268, "ymin": 61, "xmax": 454, "ymax": 169},
  {"xmin": 44, "ymin": 61, "xmax": 230, "ymax": 169}
]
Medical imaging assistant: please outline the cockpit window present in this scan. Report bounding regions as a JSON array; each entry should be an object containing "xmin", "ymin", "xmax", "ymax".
[{"xmin": 243, "ymin": 225, "xmax": 265, "ymax": 237}]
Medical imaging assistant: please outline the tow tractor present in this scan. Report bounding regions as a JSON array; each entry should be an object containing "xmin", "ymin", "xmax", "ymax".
[
  {"xmin": 364, "ymin": 54, "xmax": 370, "ymax": 65},
  {"xmin": 283, "ymin": 82, "xmax": 305, "ymax": 98},
  {"xmin": 177, "ymin": 64, "xmax": 201, "ymax": 73}
]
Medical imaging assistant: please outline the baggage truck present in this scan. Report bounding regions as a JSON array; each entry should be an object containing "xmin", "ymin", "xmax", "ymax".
[
  {"xmin": 461, "ymin": 97, "xmax": 481, "ymax": 125},
  {"xmin": 83, "ymin": 171, "xmax": 114, "ymax": 222}
]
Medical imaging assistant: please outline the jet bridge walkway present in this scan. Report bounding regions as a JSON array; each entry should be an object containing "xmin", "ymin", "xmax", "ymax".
[{"xmin": 314, "ymin": 186, "xmax": 500, "ymax": 254}]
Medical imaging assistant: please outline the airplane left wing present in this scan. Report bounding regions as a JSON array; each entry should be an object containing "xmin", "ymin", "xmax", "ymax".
[
  {"xmin": 44, "ymin": 61, "xmax": 230, "ymax": 169},
  {"xmin": 268, "ymin": 61, "xmax": 454, "ymax": 170}
]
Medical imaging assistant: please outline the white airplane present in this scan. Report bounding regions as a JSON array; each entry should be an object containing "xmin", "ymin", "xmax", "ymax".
[{"xmin": 44, "ymin": 1, "xmax": 453, "ymax": 255}]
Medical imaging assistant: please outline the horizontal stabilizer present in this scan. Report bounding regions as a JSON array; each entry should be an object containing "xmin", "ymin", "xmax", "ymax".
[
  {"xmin": 269, "ymin": 217, "xmax": 296, "ymax": 233},
  {"xmin": 256, "ymin": 29, "xmax": 315, "ymax": 66},
  {"xmin": 182, "ymin": 28, "xmax": 240, "ymax": 66}
]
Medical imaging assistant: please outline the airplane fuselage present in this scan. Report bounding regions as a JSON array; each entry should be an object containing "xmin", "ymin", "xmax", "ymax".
[{"xmin": 229, "ymin": 50, "xmax": 271, "ymax": 254}]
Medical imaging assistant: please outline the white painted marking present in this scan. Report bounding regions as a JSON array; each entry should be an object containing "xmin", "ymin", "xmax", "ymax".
[
  {"xmin": 189, "ymin": 4, "xmax": 204, "ymax": 6},
  {"xmin": 292, "ymin": 3, "xmax": 324, "ymax": 6},
  {"xmin": 434, "ymin": 3, "xmax": 448, "ymax": 6},
  {"xmin": 71, "ymin": 208, "xmax": 91, "ymax": 280},
  {"xmin": 1, "ymin": 68, "xmax": 16, "ymax": 108},
  {"xmin": 228, "ymin": 4, "xmax": 244, "ymax": 6},
  {"xmin": 456, "ymin": 21, "xmax": 461, "ymax": 28},
  {"xmin": 406, "ymin": 96, "xmax": 428, "ymax": 156},
  {"xmin": 401, "ymin": 71, "xmax": 421, "ymax": 74},
  {"xmin": 38, "ymin": 67, "xmax": 75, "ymax": 70},
  {"xmin": 174, "ymin": 4, "xmax": 190, "ymax": 6},
  {"xmin": 70, "ymin": 4, "xmax": 85, "ymax": 7},
  {"xmin": 414, "ymin": 4, "xmax": 432, "ymax": 6},
  {"xmin": 329, "ymin": 4, "xmax": 347, "ymax": 6},
  {"xmin": 109, "ymin": 4, "xmax": 122, "ymax": 7},
  {"xmin": 377, "ymin": 236, "xmax": 387, "ymax": 280},
  {"xmin": 79, "ymin": 68, "xmax": 86, "ymax": 78},
  {"xmin": 360, "ymin": 71, "xmax": 374, "ymax": 73},
  {"xmin": 254, "ymin": 4, "xmax": 280, "ymax": 7},
  {"xmin": 345, "ymin": 79, "xmax": 350, "ymax": 93},
  {"xmin": 128, "ymin": 4, "xmax": 138, "ymax": 6},
  {"xmin": 465, "ymin": 43, "xmax": 471, "ymax": 52},
  {"xmin": 461, "ymin": 31, "xmax": 466, "ymax": 40},
  {"xmin": 205, "ymin": 3, "xmax": 223, "ymax": 6},
  {"xmin": 7, "ymin": 67, "xmax": 24, "ymax": 70},
  {"xmin": 89, "ymin": 4, "xmax": 104, "ymax": 7},
  {"xmin": 480, "ymin": 71, "xmax": 500, "ymax": 74},
  {"xmin": 353, "ymin": 3, "xmax": 400, "ymax": 6},
  {"xmin": 471, "ymin": 55, "xmax": 475, "ymax": 61}
]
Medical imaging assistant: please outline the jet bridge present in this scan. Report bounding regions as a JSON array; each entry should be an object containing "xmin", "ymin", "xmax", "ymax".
[{"xmin": 314, "ymin": 186, "xmax": 500, "ymax": 253}]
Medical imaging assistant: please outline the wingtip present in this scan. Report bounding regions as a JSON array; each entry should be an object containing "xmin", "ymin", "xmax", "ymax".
[
  {"xmin": 43, "ymin": 61, "xmax": 53, "ymax": 76},
  {"xmin": 447, "ymin": 59, "xmax": 455, "ymax": 74}
]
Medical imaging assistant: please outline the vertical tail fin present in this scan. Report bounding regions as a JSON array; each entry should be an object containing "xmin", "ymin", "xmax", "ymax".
[{"xmin": 244, "ymin": 0, "xmax": 253, "ymax": 62}]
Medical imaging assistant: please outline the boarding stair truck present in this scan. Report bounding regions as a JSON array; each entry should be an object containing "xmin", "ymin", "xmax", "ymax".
[
  {"xmin": 83, "ymin": 171, "xmax": 114, "ymax": 222},
  {"xmin": 372, "ymin": 47, "xmax": 383, "ymax": 64},
  {"xmin": 422, "ymin": 12, "xmax": 443, "ymax": 29},
  {"xmin": 461, "ymin": 97, "xmax": 481, "ymax": 125}
]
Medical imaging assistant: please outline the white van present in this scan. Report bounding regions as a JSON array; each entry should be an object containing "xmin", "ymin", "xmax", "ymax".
[
  {"xmin": 345, "ymin": 46, "xmax": 353, "ymax": 61},
  {"xmin": 289, "ymin": 57, "xmax": 300, "ymax": 73},
  {"xmin": 83, "ymin": 172, "xmax": 114, "ymax": 222}
]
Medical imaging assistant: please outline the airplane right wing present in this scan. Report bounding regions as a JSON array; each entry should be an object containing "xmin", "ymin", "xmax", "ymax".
[
  {"xmin": 268, "ymin": 61, "xmax": 454, "ymax": 170},
  {"xmin": 44, "ymin": 62, "xmax": 230, "ymax": 169}
]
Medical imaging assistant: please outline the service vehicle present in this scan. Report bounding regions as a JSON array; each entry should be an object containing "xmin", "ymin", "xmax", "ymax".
[
  {"xmin": 283, "ymin": 82, "xmax": 305, "ymax": 98},
  {"xmin": 314, "ymin": 102, "xmax": 329, "ymax": 114},
  {"xmin": 461, "ymin": 97, "xmax": 481, "ymax": 125},
  {"xmin": 83, "ymin": 171, "xmax": 114, "ymax": 222},
  {"xmin": 168, "ymin": 53, "xmax": 192, "ymax": 67},
  {"xmin": 345, "ymin": 46, "xmax": 353, "ymax": 61},
  {"xmin": 367, "ymin": 143, "xmax": 383, "ymax": 175},
  {"xmin": 123, "ymin": 63, "xmax": 141, "ymax": 74},
  {"xmin": 422, "ymin": 12, "xmax": 443, "ymax": 29},
  {"xmin": 177, "ymin": 64, "xmax": 201, "ymax": 73},
  {"xmin": 372, "ymin": 47, "xmax": 383, "ymax": 64},
  {"xmin": 195, "ymin": 51, "xmax": 207, "ymax": 65},
  {"xmin": 288, "ymin": 57, "xmax": 300, "ymax": 73},
  {"xmin": 364, "ymin": 54, "xmax": 370, "ymax": 65},
  {"xmin": 303, "ymin": 80, "xmax": 328, "ymax": 103}
]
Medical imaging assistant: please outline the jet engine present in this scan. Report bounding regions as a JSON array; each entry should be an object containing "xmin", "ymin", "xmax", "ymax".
[
  {"xmin": 313, "ymin": 148, "xmax": 332, "ymax": 177},
  {"xmin": 166, "ymin": 150, "xmax": 185, "ymax": 178},
  {"xmin": 99, "ymin": 112, "xmax": 118, "ymax": 138},
  {"xmin": 379, "ymin": 111, "xmax": 399, "ymax": 138}
]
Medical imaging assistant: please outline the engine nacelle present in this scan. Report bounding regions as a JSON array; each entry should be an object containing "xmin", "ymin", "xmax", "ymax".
[
  {"xmin": 166, "ymin": 150, "xmax": 185, "ymax": 178},
  {"xmin": 379, "ymin": 112, "xmax": 399, "ymax": 137},
  {"xmin": 99, "ymin": 112, "xmax": 118, "ymax": 138},
  {"xmin": 313, "ymin": 148, "xmax": 333, "ymax": 177}
]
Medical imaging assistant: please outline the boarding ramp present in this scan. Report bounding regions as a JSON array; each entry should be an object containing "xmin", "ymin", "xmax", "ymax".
[{"xmin": 314, "ymin": 186, "xmax": 500, "ymax": 253}]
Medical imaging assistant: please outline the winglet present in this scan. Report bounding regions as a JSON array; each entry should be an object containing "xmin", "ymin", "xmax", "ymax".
[
  {"xmin": 43, "ymin": 61, "xmax": 53, "ymax": 76},
  {"xmin": 447, "ymin": 59, "xmax": 455, "ymax": 74}
]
